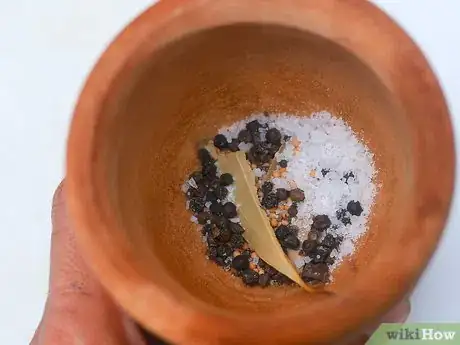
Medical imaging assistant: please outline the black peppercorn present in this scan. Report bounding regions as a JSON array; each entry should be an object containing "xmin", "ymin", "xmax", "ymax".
[
  {"xmin": 282, "ymin": 234, "xmax": 301, "ymax": 250},
  {"xmin": 289, "ymin": 188, "xmax": 305, "ymax": 202},
  {"xmin": 241, "ymin": 269, "xmax": 259, "ymax": 286},
  {"xmin": 219, "ymin": 173, "xmax": 234, "ymax": 186},
  {"xmin": 287, "ymin": 204, "xmax": 298, "ymax": 217},
  {"xmin": 326, "ymin": 257, "xmax": 335, "ymax": 266},
  {"xmin": 189, "ymin": 170, "xmax": 204, "ymax": 184},
  {"xmin": 268, "ymin": 143, "xmax": 281, "ymax": 157},
  {"xmin": 201, "ymin": 223, "xmax": 212, "ymax": 235},
  {"xmin": 312, "ymin": 215, "xmax": 331, "ymax": 231},
  {"xmin": 237, "ymin": 129, "xmax": 252, "ymax": 143},
  {"xmin": 230, "ymin": 234, "xmax": 245, "ymax": 249},
  {"xmin": 265, "ymin": 266, "xmax": 278, "ymax": 277},
  {"xmin": 210, "ymin": 202, "xmax": 224, "ymax": 216},
  {"xmin": 210, "ymin": 226, "xmax": 221, "ymax": 239},
  {"xmin": 279, "ymin": 159, "xmax": 288, "ymax": 168},
  {"xmin": 229, "ymin": 222, "xmax": 244, "ymax": 234},
  {"xmin": 302, "ymin": 263, "xmax": 329, "ymax": 283},
  {"xmin": 301, "ymin": 240, "xmax": 317, "ymax": 255},
  {"xmin": 336, "ymin": 208, "xmax": 351, "ymax": 225},
  {"xmin": 202, "ymin": 175, "xmax": 218, "ymax": 189},
  {"xmin": 258, "ymin": 273, "xmax": 271, "ymax": 287},
  {"xmin": 276, "ymin": 188, "xmax": 289, "ymax": 201},
  {"xmin": 216, "ymin": 228, "xmax": 232, "ymax": 243},
  {"xmin": 216, "ymin": 245, "xmax": 232, "ymax": 258},
  {"xmin": 207, "ymin": 235, "xmax": 217, "ymax": 248},
  {"xmin": 275, "ymin": 225, "xmax": 290, "ymax": 240},
  {"xmin": 261, "ymin": 193, "xmax": 279, "ymax": 209},
  {"xmin": 307, "ymin": 230, "xmax": 321, "ymax": 242},
  {"xmin": 212, "ymin": 216, "xmax": 228, "ymax": 229},
  {"xmin": 223, "ymin": 202, "xmax": 237, "ymax": 219},
  {"xmin": 249, "ymin": 144, "xmax": 271, "ymax": 164},
  {"xmin": 189, "ymin": 198, "xmax": 205, "ymax": 213},
  {"xmin": 197, "ymin": 212, "xmax": 211, "ymax": 225},
  {"xmin": 213, "ymin": 134, "xmax": 228, "ymax": 149},
  {"xmin": 246, "ymin": 120, "xmax": 262, "ymax": 133},
  {"xmin": 309, "ymin": 245, "xmax": 332, "ymax": 264},
  {"xmin": 207, "ymin": 246, "xmax": 217, "ymax": 259},
  {"xmin": 261, "ymin": 181, "xmax": 274, "ymax": 194},
  {"xmin": 197, "ymin": 149, "xmax": 214, "ymax": 166},
  {"xmin": 232, "ymin": 255, "xmax": 250, "ymax": 271},
  {"xmin": 246, "ymin": 148, "xmax": 258, "ymax": 165},
  {"xmin": 322, "ymin": 234, "xmax": 342, "ymax": 249},
  {"xmin": 205, "ymin": 190, "xmax": 218, "ymax": 202},
  {"xmin": 214, "ymin": 186, "xmax": 228, "ymax": 200},
  {"xmin": 213, "ymin": 257, "xmax": 226, "ymax": 266},
  {"xmin": 187, "ymin": 184, "xmax": 207, "ymax": 199},
  {"xmin": 347, "ymin": 200, "xmax": 363, "ymax": 216},
  {"xmin": 202, "ymin": 163, "xmax": 217, "ymax": 179},
  {"xmin": 287, "ymin": 225, "xmax": 299, "ymax": 236},
  {"xmin": 266, "ymin": 128, "xmax": 282, "ymax": 144}
]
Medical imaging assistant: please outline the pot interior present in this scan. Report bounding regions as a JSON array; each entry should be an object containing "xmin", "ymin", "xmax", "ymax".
[{"xmin": 100, "ymin": 24, "xmax": 412, "ymax": 314}]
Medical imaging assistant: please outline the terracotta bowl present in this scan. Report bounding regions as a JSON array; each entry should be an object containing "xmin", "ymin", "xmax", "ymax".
[{"xmin": 66, "ymin": 0, "xmax": 454, "ymax": 344}]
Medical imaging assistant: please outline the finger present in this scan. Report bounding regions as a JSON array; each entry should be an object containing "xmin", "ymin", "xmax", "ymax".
[
  {"xmin": 348, "ymin": 299, "xmax": 411, "ymax": 345},
  {"xmin": 31, "ymin": 182, "xmax": 143, "ymax": 345},
  {"xmin": 380, "ymin": 298, "xmax": 411, "ymax": 324},
  {"xmin": 29, "ymin": 321, "xmax": 41, "ymax": 344},
  {"xmin": 356, "ymin": 298, "xmax": 410, "ymax": 344},
  {"xmin": 48, "ymin": 181, "xmax": 100, "ymax": 300}
]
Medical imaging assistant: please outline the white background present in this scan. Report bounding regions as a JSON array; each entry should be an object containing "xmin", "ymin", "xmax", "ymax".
[{"xmin": 0, "ymin": 1, "xmax": 459, "ymax": 344}]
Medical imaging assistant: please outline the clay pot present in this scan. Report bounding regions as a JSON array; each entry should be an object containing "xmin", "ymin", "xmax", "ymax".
[{"xmin": 66, "ymin": 0, "xmax": 454, "ymax": 344}]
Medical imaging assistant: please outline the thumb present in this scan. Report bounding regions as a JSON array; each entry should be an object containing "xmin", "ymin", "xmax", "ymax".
[{"xmin": 31, "ymin": 181, "xmax": 144, "ymax": 345}]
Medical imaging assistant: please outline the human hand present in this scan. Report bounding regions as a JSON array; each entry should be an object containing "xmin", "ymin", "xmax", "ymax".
[
  {"xmin": 30, "ymin": 182, "xmax": 167, "ymax": 345},
  {"xmin": 30, "ymin": 182, "xmax": 410, "ymax": 345}
]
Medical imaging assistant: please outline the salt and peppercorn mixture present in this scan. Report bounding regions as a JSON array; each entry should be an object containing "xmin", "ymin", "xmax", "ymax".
[{"xmin": 182, "ymin": 111, "xmax": 376, "ymax": 287}]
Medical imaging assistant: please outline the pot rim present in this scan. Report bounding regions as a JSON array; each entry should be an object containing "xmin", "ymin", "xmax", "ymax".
[{"xmin": 66, "ymin": 0, "xmax": 455, "ymax": 343}]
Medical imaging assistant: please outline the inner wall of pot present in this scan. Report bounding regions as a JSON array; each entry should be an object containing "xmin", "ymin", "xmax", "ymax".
[{"xmin": 107, "ymin": 24, "xmax": 412, "ymax": 312}]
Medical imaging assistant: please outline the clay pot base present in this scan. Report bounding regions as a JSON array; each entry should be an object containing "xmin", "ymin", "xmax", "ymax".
[{"xmin": 105, "ymin": 23, "xmax": 407, "ymax": 313}]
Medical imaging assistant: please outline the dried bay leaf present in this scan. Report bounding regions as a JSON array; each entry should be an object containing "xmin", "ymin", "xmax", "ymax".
[{"xmin": 214, "ymin": 150, "xmax": 314, "ymax": 292}]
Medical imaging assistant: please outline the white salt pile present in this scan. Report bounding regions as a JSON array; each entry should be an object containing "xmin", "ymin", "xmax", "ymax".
[{"xmin": 219, "ymin": 111, "xmax": 377, "ymax": 273}]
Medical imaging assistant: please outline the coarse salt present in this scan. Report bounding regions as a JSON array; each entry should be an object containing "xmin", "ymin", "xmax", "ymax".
[
  {"xmin": 218, "ymin": 111, "xmax": 377, "ymax": 271},
  {"xmin": 253, "ymin": 168, "xmax": 265, "ymax": 178}
]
